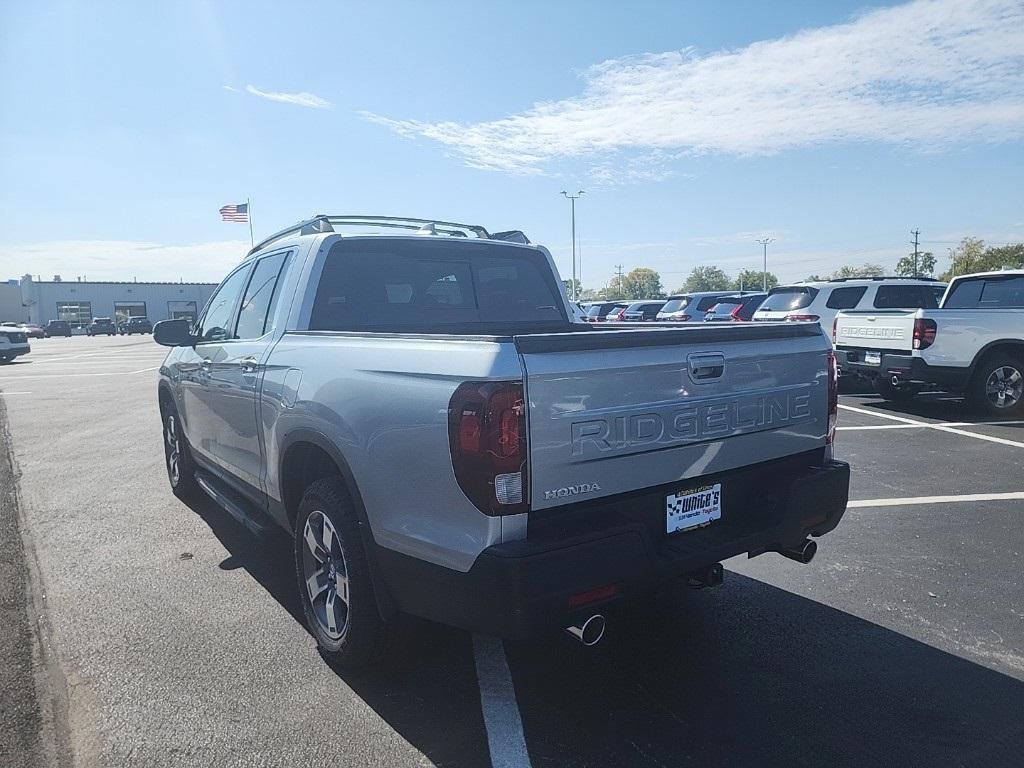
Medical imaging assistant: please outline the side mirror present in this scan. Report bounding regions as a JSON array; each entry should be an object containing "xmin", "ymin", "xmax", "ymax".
[{"xmin": 153, "ymin": 318, "xmax": 196, "ymax": 347}]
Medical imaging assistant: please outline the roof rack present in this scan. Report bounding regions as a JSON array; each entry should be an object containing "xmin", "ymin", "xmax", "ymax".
[
  {"xmin": 248, "ymin": 215, "xmax": 529, "ymax": 256},
  {"xmin": 827, "ymin": 276, "xmax": 940, "ymax": 283}
]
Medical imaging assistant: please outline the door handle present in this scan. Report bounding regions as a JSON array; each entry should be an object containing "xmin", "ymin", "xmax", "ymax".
[
  {"xmin": 239, "ymin": 356, "xmax": 260, "ymax": 373},
  {"xmin": 688, "ymin": 353, "xmax": 726, "ymax": 382}
]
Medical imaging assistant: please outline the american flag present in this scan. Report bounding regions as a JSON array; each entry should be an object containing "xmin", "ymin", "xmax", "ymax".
[{"xmin": 219, "ymin": 202, "xmax": 249, "ymax": 222}]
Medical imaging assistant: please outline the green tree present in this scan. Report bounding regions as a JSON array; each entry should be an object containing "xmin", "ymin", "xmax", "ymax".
[
  {"xmin": 940, "ymin": 237, "xmax": 986, "ymax": 280},
  {"xmin": 621, "ymin": 267, "xmax": 664, "ymax": 299},
  {"xmin": 561, "ymin": 278, "xmax": 582, "ymax": 299},
  {"xmin": 806, "ymin": 274, "xmax": 825, "ymax": 282},
  {"xmin": 733, "ymin": 269, "xmax": 778, "ymax": 292},
  {"xmin": 979, "ymin": 243, "xmax": 1024, "ymax": 271},
  {"xmin": 597, "ymin": 276, "xmax": 626, "ymax": 300},
  {"xmin": 679, "ymin": 265, "xmax": 731, "ymax": 293},
  {"xmin": 895, "ymin": 251, "xmax": 936, "ymax": 278},
  {"xmin": 830, "ymin": 263, "xmax": 885, "ymax": 279}
]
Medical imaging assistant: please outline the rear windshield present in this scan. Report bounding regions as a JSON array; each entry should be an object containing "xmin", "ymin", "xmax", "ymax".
[
  {"xmin": 695, "ymin": 295, "xmax": 733, "ymax": 312},
  {"xmin": 944, "ymin": 276, "xmax": 1024, "ymax": 308},
  {"xmin": 659, "ymin": 297, "xmax": 690, "ymax": 313},
  {"xmin": 706, "ymin": 301, "xmax": 741, "ymax": 316},
  {"xmin": 758, "ymin": 287, "xmax": 819, "ymax": 311},
  {"xmin": 586, "ymin": 302, "xmax": 619, "ymax": 317},
  {"xmin": 873, "ymin": 285, "xmax": 941, "ymax": 309},
  {"xmin": 309, "ymin": 240, "xmax": 567, "ymax": 332}
]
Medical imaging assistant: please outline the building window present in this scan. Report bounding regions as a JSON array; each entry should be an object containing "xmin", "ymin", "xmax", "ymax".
[
  {"xmin": 114, "ymin": 302, "xmax": 147, "ymax": 328},
  {"xmin": 167, "ymin": 300, "xmax": 198, "ymax": 323},
  {"xmin": 56, "ymin": 301, "xmax": 92, "ymax": 327}
]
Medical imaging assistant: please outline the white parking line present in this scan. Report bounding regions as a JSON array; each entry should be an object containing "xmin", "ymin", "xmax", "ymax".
[
  {"xmin": 849, "ymin": 491, "xmax": 1024, "ymax": 508},
  {"xmin": 0, "ymin": 391, "xmax": 32, "ymax": 395},
  {"xmin": 473, "ymin": 634, "xmax": 532, "ymax": 768},
  {"xmin": 0, "ymin": 367, "xmax": 160, "ymax": 380},
  {"xmin": 838, "ymin": 404, "xmax": 1024, "ymax": 449},
  {"xmin": 839, "ymin": 420, "xmax": 1024, "ymax": 431}
]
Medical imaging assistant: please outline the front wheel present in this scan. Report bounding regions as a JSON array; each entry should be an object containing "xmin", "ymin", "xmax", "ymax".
[
  {"xmin": 294, "ymin": 478, "xmax": 395, "ymax": 670},
  {"xmin": 162, "ymin": 405, "xmax": 198, "ymax": 499},
  {"xmin": 969, "ymin": 355, "xmax": 1024, "ymax": 417},
  {"xmin": 875, "ymin": 377, "xmax": 921, "ymax": 402}
]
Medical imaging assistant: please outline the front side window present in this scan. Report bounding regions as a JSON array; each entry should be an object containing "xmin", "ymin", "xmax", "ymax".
[
  {"xmin": 235, "ymin": 252, "xmax": 289, "ymax": 339},
  {"xmin": 198, "ymin": 265, "xmax": 251, "ymax": 342}
]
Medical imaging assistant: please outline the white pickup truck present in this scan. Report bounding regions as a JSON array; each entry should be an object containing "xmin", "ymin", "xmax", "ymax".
[{"xmin": 834, "ymin": 269, "xmax": 1024, "ymax": 415}]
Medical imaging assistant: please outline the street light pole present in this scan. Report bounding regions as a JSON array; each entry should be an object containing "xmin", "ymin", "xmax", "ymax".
[
  {"xmin": 561, "ymin": 190, "xmax": 585, "ymax": 300},
  {"xmin": 756, "ymin": 237, "xmax": 774, "ymax": 291}
]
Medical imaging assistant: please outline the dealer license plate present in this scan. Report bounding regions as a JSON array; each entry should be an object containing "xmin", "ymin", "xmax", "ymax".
[
  {"xmin": 666, "ymin": 483, "xmax": 722, "ymax": 534},
  {"xmin": 864, "ymin": 351, "xmax": 881, "ymax": 366}
]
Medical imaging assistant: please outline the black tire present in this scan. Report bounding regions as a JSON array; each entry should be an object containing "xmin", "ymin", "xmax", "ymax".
[
  {"xmin": 161, "ymin": 402, "xmax": 199, "ymax": 499},
  {"xmin": 875, "ymin": 377, "xmax": 921, "ymax": 402},
  {"xmin": 968, "ymin": 353, "xmax": 1024, "ymax": 417},
  {"xmin": 294, "ymin": 478, "xmax": 395, "ymax": 670}
]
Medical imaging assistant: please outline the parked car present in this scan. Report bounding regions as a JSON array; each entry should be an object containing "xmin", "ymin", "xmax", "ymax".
[
  {"xmin": 120, "ymin": 316, "xmax": 152, "ymax": 335},
  {"xmin": 43, "ymin": 320, "xmax": 72, "ymax": 337},
  {"xmin": 620, "ymin": 300, "xmax": 667, "ymax": 322},
  {"xmin": 0, "ymin": 326, "xmax": 30, "ymax": 363},
  {"xmin": 583, "ymin": 301, "xmax": 629, "ymax": 322},
  {"xmin": 753, "ymin": 277, "xmax": 946, "ymax": 334},
  {"xmin": 20, "ymin": 323, "xmax": 46, "ymax": 339},
  {"xmin": 704, "ymin": 293, "xmax": 768, "ymax": 322},
  {"xmin": 834, "ymin": 269, "xmax": 1024, "ymax": 414},
  {"xmin": 87, "ymin": 317, "xmax": 117, "ymax": 336},
  {"xmin": 154, "ymin": 213, "xmax": 849, "ymax": 669},
  {"xmin": 656, "ymin": 292, "xmax": 742, "ymax": 322}
]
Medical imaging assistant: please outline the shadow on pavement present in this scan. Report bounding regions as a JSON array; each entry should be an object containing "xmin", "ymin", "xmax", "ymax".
[
  {"xmin": 506, "ymin": 574, "xmax": 1024, "ymax": 768},
  {"xmin": 182, "ymin": 491, "xmax": 492, "ymax": 767},
  {"xmin": 180, "ymin": 493, "xmax": 1024, "ymax": 768}
]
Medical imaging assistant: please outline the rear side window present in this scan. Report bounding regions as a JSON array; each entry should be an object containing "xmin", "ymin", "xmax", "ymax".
[
  {"xmin": 696, "ymin": 295, "xmax": 731, "ymax": 312},
  {"xmin": 943, "ymin": 277, "xmax": 1024, "ymax": 308},
  {"xmin": 872, "ymin": 285, "xmax": 940, "ymax": 309},
  {"xmin": 759, "ymin": 287, "xmax": 819, "ymax": 311},
  {"xmin": 309, "ymin": 240, "xmax": 566, "ymax": 331},
  {"xmin": 660, "ymin": 297, "xmax": 690, "ymax": 313},
  {"xmin": 826, "ymin": 286, "xmax": 868, "ymax": 310},
  {"xmin": 235, "ymin": 251, "xmax": 289, "ymax": 339}
]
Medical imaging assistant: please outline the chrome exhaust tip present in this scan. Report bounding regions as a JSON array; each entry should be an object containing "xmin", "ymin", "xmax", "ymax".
[
  {"xmin": 565, "ymin": 614, "xmax": 606, "ymax": 646},
  {"xmin": 778, "ymin": 539, "xmax": 817, "ymax": 564},
  {"xmin": 891, "ymin": 375, "xmax": 901, "ymax": 387}
]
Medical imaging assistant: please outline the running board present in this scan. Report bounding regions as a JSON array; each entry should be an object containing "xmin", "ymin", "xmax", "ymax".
[{"xmin": 194, "ymin": 470, "xmax": 272, "ymax": 536}]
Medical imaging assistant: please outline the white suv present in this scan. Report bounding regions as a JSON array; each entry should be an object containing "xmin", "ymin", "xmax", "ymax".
[{"xmin": 753, "ymin": 278, "xmax": 946, "ymax": 334}]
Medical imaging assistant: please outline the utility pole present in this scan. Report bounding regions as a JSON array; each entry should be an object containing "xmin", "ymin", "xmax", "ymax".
[
  {"xmin": 615, "ymin": 264, "xmax": 624, "ymax": 297},
  {"xmin": 756, "ymin": 238, "xmax": 774, "ymax": 291},
  {"xmin": 561, "ymin": 190, "xmax": 585, "ymax": 300},
  {"xmin": 910, "ymin": 229, "xmax": 921, "ymax": 278}
]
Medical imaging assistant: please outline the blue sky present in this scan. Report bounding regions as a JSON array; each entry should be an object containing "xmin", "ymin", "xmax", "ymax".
[{"xmin": 1, "ymin": 0, "xmax": 1022, "ymax": 289}]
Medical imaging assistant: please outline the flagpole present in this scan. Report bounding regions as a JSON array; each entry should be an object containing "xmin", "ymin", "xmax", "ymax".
[{"xmin": 247, "ymin": 197, "xmax": 254, "ymax": 248}]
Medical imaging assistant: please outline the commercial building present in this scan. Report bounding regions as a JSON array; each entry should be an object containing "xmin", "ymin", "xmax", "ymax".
[
  {"xmin": 0, "ymin": 281, "xmax": 28, "ymax": 323},
  {"xmin": 19, "ymin": 277, "xmax": 218, "ymax": 327}
]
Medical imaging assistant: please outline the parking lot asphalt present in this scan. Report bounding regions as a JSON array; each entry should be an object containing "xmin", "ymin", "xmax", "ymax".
[{"xmin": 1, "ymin": 337, "xmax": 1022, "ymax": 768}]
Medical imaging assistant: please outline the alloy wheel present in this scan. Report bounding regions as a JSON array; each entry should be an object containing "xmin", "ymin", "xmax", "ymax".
[
  {"xmin": 165, "ymin": 414, "xmax": 182, "ymax": 484},
  {"xmin": 985, "ymin": 365, "xmax": 1023, "ymax": 410},
  {"xmin": 301, "ymin": 511, "xmax": 350, "ymax": 640}
]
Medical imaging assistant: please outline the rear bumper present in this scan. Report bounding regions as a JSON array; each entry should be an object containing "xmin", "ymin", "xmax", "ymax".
[
  {"xmin": 374, "ymin": 453, "xmax": 849, "ymax": 638},
  {"xmin": 835, "ymin": 349, "xmax": 971, "ymax": 392}
]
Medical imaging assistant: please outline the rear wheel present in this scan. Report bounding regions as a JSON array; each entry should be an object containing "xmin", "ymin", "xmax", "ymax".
[
  {"xmin": 969, "ymin": 354, "xmax": 1024, "ymax": 417},
  {"xmin": 875, "ymin": 377, "xmax": 921, "ymax": 402},
  {"xmin": 294, "ymin": 478, "xmax": 395, "ymax": 670}
]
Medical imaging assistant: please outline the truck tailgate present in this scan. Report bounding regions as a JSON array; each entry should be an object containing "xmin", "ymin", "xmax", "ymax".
[
  {"xmin": 834, "ymin": 310, "xmax": 918, "ymax": 351},
  {"xmin": 516, "ymin": 324, "xmax": 831, "ymax": 510}
]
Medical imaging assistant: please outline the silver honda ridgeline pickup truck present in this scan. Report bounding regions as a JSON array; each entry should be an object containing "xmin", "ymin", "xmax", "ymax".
[{"xmin": 154, "ymin": 215, "xmax": 849, "ymax": 668}]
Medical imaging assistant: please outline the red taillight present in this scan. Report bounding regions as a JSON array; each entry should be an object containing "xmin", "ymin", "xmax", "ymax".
[
  {"xmin": 826, "ymin": 350, "xmax": 838, "ymax": 447},
  {"xmin": 786, "ymin": 314, "xmax": 821, "ymax": 322},
  {"xmin": 615, "ymin": 309, "xmax": 627, "ymax": 320},
  {"xmin": 831, "ymin": 317, "xmax": 838, "ymax": 344},
  {"xmin": 449, "ymin": 381, "xmax": 528, "ymax": 515},
  {"xmin": 730, "ymin": 304, "xmax": 743, "ymax": 321},
  {"xmin": 676, "ymin": 313, "xmax": 691, "ymax": 322},
  {"xmin": 913, "ymin": 318, "xmax": 937, "ymax": 350}
]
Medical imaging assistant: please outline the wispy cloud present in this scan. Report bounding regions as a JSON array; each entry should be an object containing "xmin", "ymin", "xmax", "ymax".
[
  {"xmin": 245, "ymin": 84, "xmax": 332, "ymax": 110},
  {"xmin": 1, "ymin": 240, "xmax": 249, "ymax": 283},
  {"xmin": 362, "ymin": 0, "xmax": 1024, "ymax": 176},
  {"xmin": 689, "ymin": 230, "xmax": 786, "ymax": 246}
]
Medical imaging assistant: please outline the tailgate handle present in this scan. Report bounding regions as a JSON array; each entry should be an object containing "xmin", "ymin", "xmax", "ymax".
[{"xmin": 688, "ymin": 353, "xmax": 725, "ymax": 381}]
